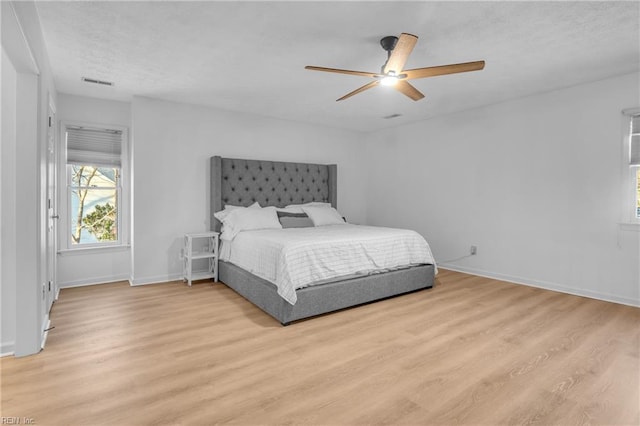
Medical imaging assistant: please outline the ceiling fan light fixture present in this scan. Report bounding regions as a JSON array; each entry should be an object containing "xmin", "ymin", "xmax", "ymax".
[{"xmin": 380, "ymin": 73, "xmax": 399, "ymax": 86}]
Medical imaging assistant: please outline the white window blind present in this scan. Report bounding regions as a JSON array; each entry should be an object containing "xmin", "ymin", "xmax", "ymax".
[
  {"xmin": 66, "ymin": 126, "xmax": 122, "ymax": 167},
  {"xmin": 630, "ymin": 114, "xmax": 640, "ymax": 167}
]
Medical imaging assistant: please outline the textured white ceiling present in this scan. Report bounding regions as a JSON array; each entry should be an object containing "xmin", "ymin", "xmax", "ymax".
[{"xmin": 35, "ymin": 1, "xmax": 640, "ymax": 132}]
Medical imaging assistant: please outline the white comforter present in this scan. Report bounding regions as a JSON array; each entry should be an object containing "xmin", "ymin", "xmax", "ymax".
[{"xmin": 220, "ymin": 224, "xmax": 436, "ymax": 305}]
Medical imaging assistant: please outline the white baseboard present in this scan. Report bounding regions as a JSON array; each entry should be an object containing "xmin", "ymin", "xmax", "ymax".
[
  {"xmin": 59, "ymin": 273, "xmax": 181, "ymax": 289},
  {"xmin": 130, "ymin": 273, "xmax": 183, "ymax": 286},
  {"xmin": 58, "ymin": 274, "xmax": 130, "ymax": 289},
  {"xmin": 439, "ymin": 263, "xmax": 640, "ymax": 308},
  {"xmin": 0, "ymin": 316, "xmax": 50, "ymax": 356},
  {"xmin": 1, "ymin": 341, "xmax": 15, "ymax": 357}
]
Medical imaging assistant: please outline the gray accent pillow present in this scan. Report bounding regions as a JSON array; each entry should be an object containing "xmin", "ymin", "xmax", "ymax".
[{"xmin": 277, "ymin": 211, "xmax": 315, "ymax": 228}]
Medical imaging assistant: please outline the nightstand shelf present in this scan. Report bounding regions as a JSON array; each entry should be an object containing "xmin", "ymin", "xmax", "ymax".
[
  {"xmin": 190, "ymin": 251, "xmax": 217, "ymax": 260},
  {"xmin": 183, "ymin": 232, "xmax": 219, "ymax": 286}
]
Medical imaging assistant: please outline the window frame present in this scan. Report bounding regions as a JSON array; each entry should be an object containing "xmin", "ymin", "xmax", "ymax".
[
  {"xmin": 622, "ymin": 109, "xmax": 640, "ymax": 226},
  {"xmin": 58, "ymin": 121, "xmax": 130, "ymax": 252},
  {"xmin": 626, "ymin": 167, "xmax": 640, "ymax": 224}
]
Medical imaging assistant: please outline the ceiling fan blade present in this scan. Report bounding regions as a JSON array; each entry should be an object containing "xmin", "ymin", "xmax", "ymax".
[
  {"xmin": 337, "ymin": 81, "xmax": 380, "ymax": 101},
  {"xmin": 392, "ymin": 80, "xmax": 424, "ymax": 101},
  {"xmin": 393, "ymin": 80, "xmax": 425, "ymax": 101},
  {"xmin": 305, "ymin": 66, "xmax": 378, "ymax": 78},
  {"xmin": 403, "ymin": 60, "xmax": 485, "ymax": 80},
  {"xmin": 383, "ymin": 33, "xmax": 418, "ymax": 74}
]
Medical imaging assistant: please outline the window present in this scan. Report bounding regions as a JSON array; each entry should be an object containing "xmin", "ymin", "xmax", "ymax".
[
  {"xmin": 62, "ymin": 123, "xmax": 128, "ymax": 249},
  {"xmin": 636, "ymin": 168, "xmax": 640, "ymax": 219},
  {"xmin": 624, "ymin": 109, "xmax": 640, "ymax": 223},
  {"xmin": 68, "ymin": 165, "xmax": 119, "ymax": 244}
]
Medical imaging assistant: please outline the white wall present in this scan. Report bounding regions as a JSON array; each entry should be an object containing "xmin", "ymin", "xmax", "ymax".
[
  {"xmin": 56, "ymin": 94, "xmax": 132, "ymax": 288},
  {"xmin": 1, "ymin": 48, "xmax": 18, "ymax": 355},
  {"xmin": 1, "ymin": 1, "xmax": 58, "ymax": 356},
  {"xmin": 131, "ymin": 97, "xmax": 367, "ymax": 284},
  {"xmin": 365, "ymin": 73, "xmax": 640, "ymax": 306}
]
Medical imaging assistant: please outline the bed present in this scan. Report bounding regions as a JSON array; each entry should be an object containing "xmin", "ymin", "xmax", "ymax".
[{"xmin": 210, "ymin": 156, "xmax": 435, "ymax": 325}]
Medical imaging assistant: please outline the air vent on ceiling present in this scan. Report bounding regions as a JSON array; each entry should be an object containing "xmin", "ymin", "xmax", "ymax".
[
  {"xmin": 81, "ymin": 77, "xmax": 114, "ymax": 86},
  {"xmin": 383, "ymin": 113, "xmax": 402, "ymax": 119}
]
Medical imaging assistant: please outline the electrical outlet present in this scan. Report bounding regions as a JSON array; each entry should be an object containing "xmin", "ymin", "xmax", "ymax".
[{"xmin": 470, "ymin": 245, "xmax": 477, "ymax": 255}]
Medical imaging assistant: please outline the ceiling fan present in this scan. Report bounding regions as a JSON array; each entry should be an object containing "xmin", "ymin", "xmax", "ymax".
[{"xmin": 305, "ymin": 33, "xmax": 485, "ymax": 102}]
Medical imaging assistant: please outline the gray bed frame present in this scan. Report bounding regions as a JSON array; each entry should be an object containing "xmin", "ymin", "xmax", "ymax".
[{"xmin": 210, "ymin": 156, "xmax": 435, "ymax": 325}]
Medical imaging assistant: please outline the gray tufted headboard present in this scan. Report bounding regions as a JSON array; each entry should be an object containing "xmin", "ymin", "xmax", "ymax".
[{"xmin": 210, "ymin": 156, "xmax": 337, "ymax": 232}]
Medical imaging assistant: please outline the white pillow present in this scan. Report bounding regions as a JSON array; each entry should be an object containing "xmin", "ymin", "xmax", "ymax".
[
  {"xmin": 219, "ymin": 206, "xmax": 282, "ymax": 241},
  {"xmin": 284, "ymin": 202, "xmax": 332, "ymax": 213},
  {"xmin": 228, "ymin": 201, "xmax": 261, "ymax": 210},
  {"xmin": 214, "ymin": 201, "xmax": 261, "ymax": 222},
  {"xmin": 302, "ymin": 206, "xmax": 346, "ymax": 226}
]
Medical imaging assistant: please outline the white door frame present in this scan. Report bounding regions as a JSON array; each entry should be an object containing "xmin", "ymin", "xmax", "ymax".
[{"xmin": 47, "ymin": 96, "xmax": 58, "ymax": 308}]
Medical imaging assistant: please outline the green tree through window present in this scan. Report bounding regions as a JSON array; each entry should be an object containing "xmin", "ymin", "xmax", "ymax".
[
  {"xmin": 83, "ymin": 203, "xmax": 116, "ymax": 241},
  {"xmin": 70, "ymin": 165, "xmax": 119, "ymax": 244},
  {"xmin": 636, "ymin": 169, "xmax": 640, "ymax": 218}
]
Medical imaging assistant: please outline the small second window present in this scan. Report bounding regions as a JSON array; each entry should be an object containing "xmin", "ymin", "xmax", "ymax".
[{"xmin": 628, "ymin": 113, "xmax": 640, "ymax": 221}]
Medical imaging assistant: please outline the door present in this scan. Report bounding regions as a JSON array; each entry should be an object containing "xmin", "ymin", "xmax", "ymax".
[{"xmin": 46, "ymin": 100, "xmax": 57, "ymax": 312}]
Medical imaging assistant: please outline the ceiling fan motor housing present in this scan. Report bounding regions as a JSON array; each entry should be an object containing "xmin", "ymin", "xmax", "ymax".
[{"xmin": 380, "ymin": 36, "xmax": 398, "ymax": 53}]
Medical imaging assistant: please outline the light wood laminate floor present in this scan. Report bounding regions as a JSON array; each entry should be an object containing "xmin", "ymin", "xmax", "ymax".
[{"xmin": 1, "ymin": 270, "xmax": 639, "ymax": 425}]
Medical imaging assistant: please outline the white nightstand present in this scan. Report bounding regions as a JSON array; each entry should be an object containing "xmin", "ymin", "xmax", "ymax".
[{"xmin": 183, "ymin": 232, "xmax": 219, "ymax": 286}]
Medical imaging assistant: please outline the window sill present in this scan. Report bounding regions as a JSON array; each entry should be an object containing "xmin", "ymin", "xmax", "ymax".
[
  {"xmin": 618, "ymin": 223, "xmax": 640, "ymax": 232},
  {"xmin": 58, "ymin": 244, "xmax": 131, "ymax": 256}
]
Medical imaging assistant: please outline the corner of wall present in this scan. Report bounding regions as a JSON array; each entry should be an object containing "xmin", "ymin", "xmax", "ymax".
[{"xmin": 0, "ymin": 341, "xmax": 16, "ymax": 357}]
